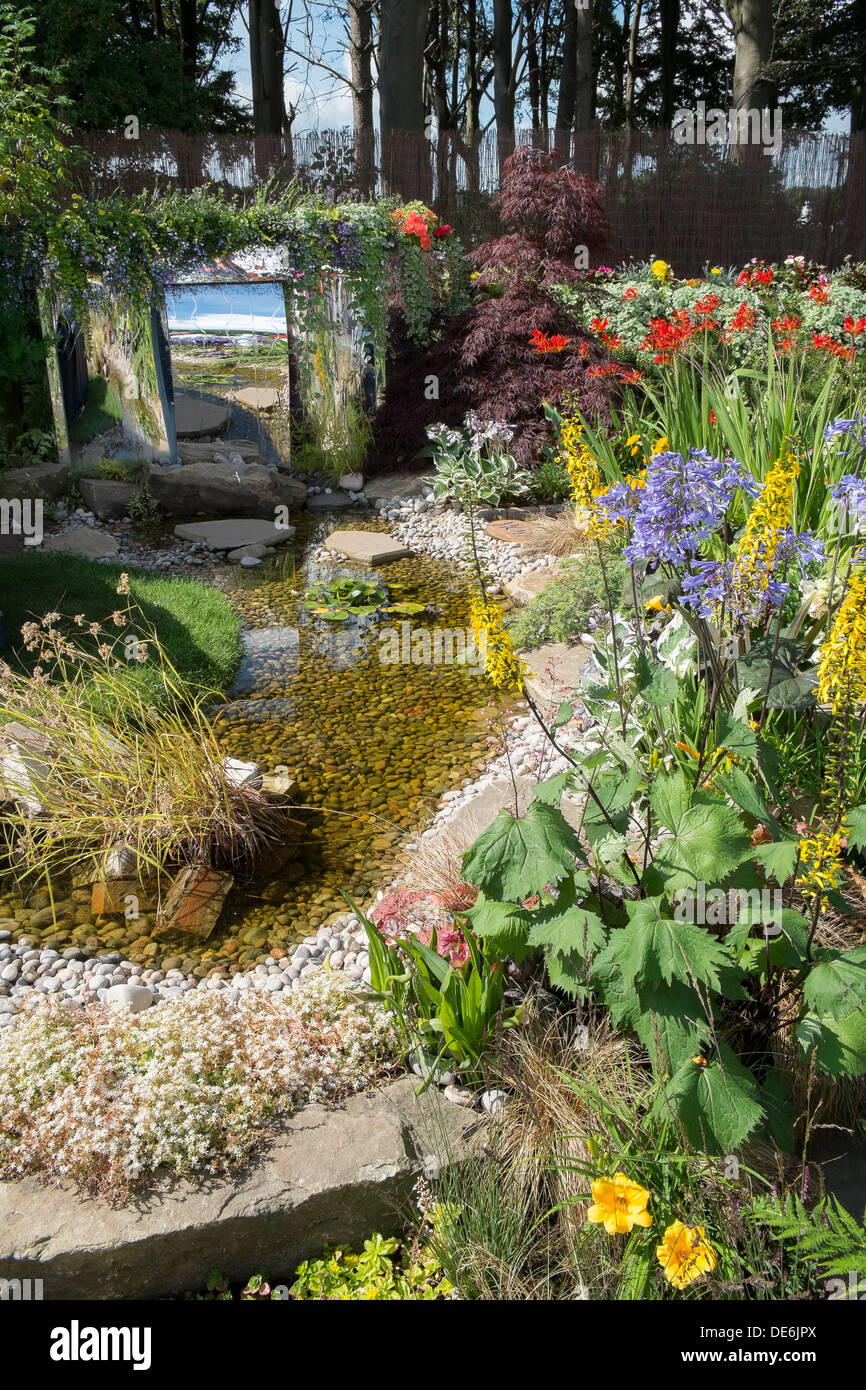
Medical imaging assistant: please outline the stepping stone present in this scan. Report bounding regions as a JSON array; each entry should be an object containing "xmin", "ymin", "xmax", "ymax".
[
  {"xmin": 173, "ymin": 519, "xmax": 295, "ymax": 550},
  {"xmin": 174, "ymin": 394, "xmax": 231, "ymax": 439},
  {"xmin": 485, "ymin": 519, "xmax": 537, "ymax": 544},
  {"xmin": 364, "ymin": 473, "xmax": 427, "ymax": 502},
  {"xmin": 520, "ymin": 642, "xmax": 590, "ymax": 706},
  {"xmin": 234, "ymin": 386, "xmax": 280, "ymax": 411},
  {"xmin": 306, "ymin": 490, "xmax": 354, "ymax": 510},
  {"xmin": 323, "ymin": 530, "xmax": 413, "ymax": 564},
  {"xmin": 504, "ymin": 568, "xmax": 564, "ymax": 605},
  {"xmin": 42, "ymin": 528, "xmax": 119, "ymax": 558}
]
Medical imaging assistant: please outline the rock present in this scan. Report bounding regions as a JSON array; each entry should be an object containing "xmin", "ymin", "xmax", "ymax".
[
  {"xmin": 480, "ymin": 1089, "xmax": 508, "ymax": 1117},
  {"xmin": 338, "ymin": 471, "xmax": 364, "ymax": 492},
  {"xmin": 178, "ymin": 439, "xmax": 260, "ymax": 465},
  {"xmin": 153, "ymin": 865, "xmax": 235, "ymax": 940},
  {"xmin": 222, "ymin": 758, "xmax": 262, "ymax": 789},
  {"xmin": 149, "ymin": 460, "xmax": 305, "ymax": 518},
  {"xmin": 364, "ymin": 473, "xmax": 428, "ymax": 502},
  {"xmin": 323, "ymin": 531, "xmax": 413, "ymax": 564},
  {"xmin": 104, "ymin": 983, "xmax": 154, "ymax": 1013},
  {"xmin": 443, "ymin": 1085, "xmax": 476, "ymax": 1108},
  {"xmin": 77, "ymin": 479, "xmax": 136, "ymax": 522},
  {"xmin": 226, "ymin": 542, "xmax": 271, "ymax": 563},
  {"xmin": 520, "ymin": 642, "xmax": 591, "ymax": 706},
  {"xmin": 234, "ymin": 386, "xmax": 281, "ymax": 412},
  {"xmin": 173, "ymin": 518, "xmax": 295, "ymax": 550},
  {"xmin": 41, "ymin": 528, "xmax": 119, "ymax": 558},
  {"xmin": 240, "ymin": 556, "xmax": 261, "ymax": 568},
  {"xmin": 306, "ymin": 490, "xmax": 354, "ymax": 511},
  {"xmin": 173, "ymin": 394, "xmax": 231, "ymax": 439},
  {"xmin": 504, "ymin": 568, "xmax": 564, "ymax": 605},
  {"xmin": 0, "ymin": 460, "xmax": 68, "ymax": 503},
  {"xmin": 0, "ymin": 1077, "xmax": 477, "ymax": 1300}
]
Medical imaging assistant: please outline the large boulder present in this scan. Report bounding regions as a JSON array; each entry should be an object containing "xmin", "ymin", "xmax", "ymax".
[
  {"xmin": 41, "ymin": 527, "xmax": 119, "ymax": 558},
  {"xmin": 0, "ymin": 1076, "xmax": 477, "ymax": 1299},
  {"xmin": 77, "ymin": 479, "xmax": 135, "ymax": 522},
  {"xmin": 174, "ymin": 519, "xmax": 295, "ymax": 550},
  {"xmin": 148, "ymin": 459, "xmax": 306, "ymax": 518},
  {"xmin": 0, "ymin": 461, "xmax": 68, "ymax": 503}
]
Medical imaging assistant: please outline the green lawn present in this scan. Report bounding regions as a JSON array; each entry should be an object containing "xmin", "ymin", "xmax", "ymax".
[{"xmin": 0, "ymin": 554, "xmax": 242, "ymax": 705}]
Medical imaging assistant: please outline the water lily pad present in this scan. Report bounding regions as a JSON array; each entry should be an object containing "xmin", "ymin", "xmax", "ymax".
[{"xmin": 384, "ymin": 602, "xmax": 426, "ymax": 614}]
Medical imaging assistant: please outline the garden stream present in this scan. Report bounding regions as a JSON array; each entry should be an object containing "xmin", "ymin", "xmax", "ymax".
[{"xmin": 0, "ymin": 517, "xmax": 511, "ymax": 976}]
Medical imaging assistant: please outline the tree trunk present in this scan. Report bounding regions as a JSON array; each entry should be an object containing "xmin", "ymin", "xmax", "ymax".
[
  {"xmin": 465, "ymin": 0, "xmax": 481, "ymax": 190},
  {"xmin": 659, "ymin": 0, "xmax": 679, "ymax": 127},
  {"xmin": 554, "ymin": 0, "xmax": 577, "ymax": 154},
  {"xmin": 379, "ymin": 0, "xmax": 430, "ymax": 199},
  {"xmin": 724, "ymin": 0, "xmax": 775, "ymax": 112},
  {"xmin": 177, "ymin": 0, "xmax": 198, "ymax": 84},
  {"xmin": 574, "ymin": 0, "xmax": 593, "ymax": 130},
  {"xmin": 349, "ymin": 0, "xmax": 375, "ymax": 195},
  {"xmin": 493, "ymin": 0, "xmax": 516, "ymax": 171},
  {"xmin": 624, "ymin": 0, "xmax": 643, "ymax": 181},
  {"xmin": 525, "ymin": 2, "xmax": 541, "ymax": 139}
]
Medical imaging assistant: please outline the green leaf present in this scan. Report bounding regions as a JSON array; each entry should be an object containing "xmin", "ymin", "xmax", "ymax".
[
  {"xmin": 796, "ymin": 1008, "xmax": 866, "ymax": 1078},
  {"xmin": 462, "ymin": 800, "xmax": 584, "ymax": 901},
  {"xmin": 552, "ymin": 701, "xmax": 574, "ymax": 730},
  {"xmin": 751, "ymin": 839, "xmax": 799, "ymax": 885},
  {"xmin": 803, "ymin": 947, "xmax": 866, "ymax": 1021},
  {"xmin": 737, "ymin": 636, "xmax": 816, "ymax": 710},
  {"xmin": 633, "ymin": 978, "xmax": 712, "ymax": 1072},
  {"xmin": 527, "ymin": 876, "xmax": 607, "ymax": 959},
  {"xmin": 756, "ymin": 1067, "xmax": 796, "ymax": 1153},
  {"xmin": 663, "ymin": 1045, "xmax": 765, "ymax": 1154},
  {"xmin": 582, "ymin": 765, "xmax": 642, "ymax": 847},
  {"xmin": 613, "ymin": 897, "xmax": 731, "ymax": 991},
  {"xmin": 546, "ymin": 947, "xmax": 588, "ymax": 1000},
  {"xmin": 649, "ymin": 771, "xmax": 691, "ymax": 834},
  {"xmin": 645, "ymin": 802, "xmax": 752, "ymax": 893},
  {"xmin": 716, "ymin": 711, "xmax": 758, "ymax": 763},
  {"xmin": 533, "ymin": 771, "xmax": 574, "ymax": 805},
  {"xmin": 462, "ymin": 894, "xmax": 532, "ymax": 963},
  {"xmin": 636, "ymin": 653, "xmax": 678, "ymax": 707},
  {"xmin": 847, "ymin": 805, "xmax": 866, "ymax": 854}
]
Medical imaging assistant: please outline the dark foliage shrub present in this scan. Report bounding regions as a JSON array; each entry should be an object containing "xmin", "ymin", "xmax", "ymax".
[{"xmin": 370, "ymin": 148, "xmax": 617, "ymax": 473}]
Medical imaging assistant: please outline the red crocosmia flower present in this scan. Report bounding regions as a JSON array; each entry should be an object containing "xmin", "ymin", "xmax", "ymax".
[
  {"xmin": 433, "ymin": 224, "xmax": 452, "ymax": 238},
  {"xmin": 809, "ymin": 282, "xmax": 830, "ymax": 303},
  {"xmin": 843, "ymin": 315, "xmax": 866, "ymax": 336},
  {"xmin": 590, "ymin": 315, "xmax": 623, "ymax": 349},
  {"xmin": 811, "ymin": 331, "xmax": 854, "ymax": 359},
  {"xmin": 737, "ymin": 266, "xmax": 773, "ymax": 287},
  {"xmin": 694, "ymin": 293, "xmax": 721, "ymax": 315},
  {"xmin": 623, "ymin": 286, "xmax": 639, "ymax": 300},
  {"xmin": 619, "ymin": 368, "xmax": 643, "ymax": 383},
  {"xmin": 531, "ymin": 328, "xmax": 572, "ymax": 353},
  {"xmin": 709, "ymin": 408, "xmax": 718, "ymax": 424},
  {"xmin": 729, "ymin": 302, "xmax": 757, "ymax": 334}
]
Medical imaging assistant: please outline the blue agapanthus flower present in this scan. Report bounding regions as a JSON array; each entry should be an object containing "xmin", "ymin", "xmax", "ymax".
[
  {"xmin": 824, "ymin": 415, "xmax": 866, "ymax": 451},
  {"xmin": 624, "ymin": 449, "xmax": 756, "ymax": 566},
  {"xmin": 828, "ymin": 474, "xmax": 866, "ymax": 530},
  {"xmin": 680, "ymin": 528, "xmax": 824, "ymax": 621}
]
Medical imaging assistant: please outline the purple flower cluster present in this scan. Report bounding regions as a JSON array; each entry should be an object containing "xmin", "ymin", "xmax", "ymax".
[
  {"xmin": 680, "ymin": 528, "xmax": 825, "ymax": 621},
  {"xmin": 828, "ymin": 474, "xmax": 866, "ymax": 530},
  {"xmin": 623, "ymin": 449, "xmax": 757, "ymax": 565},
  {"xmin": 824, "ymin": 415, "xmax": 866, "ymax": 452}
]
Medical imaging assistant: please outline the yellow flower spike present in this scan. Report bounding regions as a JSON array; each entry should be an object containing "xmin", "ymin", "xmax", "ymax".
[
  {"xmin": 730, "ymin": 445, "xmax": 801, "ymax": 618},
  {"xmin": 656, "ymin": 1222, "xmax": 717, "ymax": 1289},
  {"xmin": 817, "ymin": 567, "xmax": 866, "ymax": 713},
  {"xmin": 586, "ymin": 1172, "xmax": 652, "ymax": 1235},
  {"xmin": 676, "ymin": 741, "xmax": 700, "ymax": 759}
]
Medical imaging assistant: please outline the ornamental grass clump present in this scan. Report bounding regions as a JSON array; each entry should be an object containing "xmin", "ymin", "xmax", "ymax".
[
  {"xmin": 0, "ymin": 974, "xmax": 399, "ymax": 1193},
  {"xmin": 0, "ymin": 580, "xmax": 287, "ymax": 889}
]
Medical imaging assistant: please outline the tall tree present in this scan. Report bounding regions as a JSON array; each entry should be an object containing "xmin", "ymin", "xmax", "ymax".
[
  {"xmin": 348, "ymin": 0, "xmax": 375, "ymax": 192},
  {"xmin": 659, "ymin": 0, "xmax": 679, "ymax": 125},
  {"xmin": 554, "ymin": 0, "xmax": 577, "ymax": 145},
  {"xmin": 379, "ymin": 0, "xmax": 429, "ymax": 196},
  {"xmin": 574, "ymin": 0, "xmax": 594, "ymax": 129},
  {"xmin": 493, "ymin": 0, "xmax": 516, "ymax": 165},
  {"xmin": 249, "ymin": 0, "xmax": 287, "ymax": 135},
  {"xmin": 724, "ymin": 0, "xmax": 776, "ymax": 111}
]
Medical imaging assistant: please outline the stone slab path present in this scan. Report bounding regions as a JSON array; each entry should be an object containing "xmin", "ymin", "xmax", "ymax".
[
  {"xmin": 174, "ymin": 519, "xmax": 296, "ymax": 550},
  {"xmin": 324, "ymin": 530, "xmax": 413, "ymax": 564}
]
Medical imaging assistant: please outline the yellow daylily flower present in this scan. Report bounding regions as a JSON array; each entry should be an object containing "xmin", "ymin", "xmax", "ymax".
[
  {"xmin": 586, "ymin": 1172, "xmax": 652, "ymax": 1235},
  {"xmin": 656, "ymin": 1221, "xmax": 717, "ymax": 1289}
]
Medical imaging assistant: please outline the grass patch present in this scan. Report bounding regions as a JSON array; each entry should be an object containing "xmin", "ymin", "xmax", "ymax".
[
  {"xmin": 507, "ymin": 550, "xmax": 628, "ymax": 648},
  {"xmin": 0, "ymin": 553, "xmax": 241, "ymax": 704},
  {"xmin": 68, "ymin": 376, "xmax": 124, "ymax": 443}
]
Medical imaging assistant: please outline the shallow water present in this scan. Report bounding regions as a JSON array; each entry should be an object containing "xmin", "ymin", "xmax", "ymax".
[{"xmin": 0, "ymin": 517, "xmax": 510, "ymax": 976}]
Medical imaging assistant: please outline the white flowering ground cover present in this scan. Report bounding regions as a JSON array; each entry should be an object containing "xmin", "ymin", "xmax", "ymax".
[{"xmin": 0, "ymin": 973, "xmax": 398, "ymax": 1193}]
